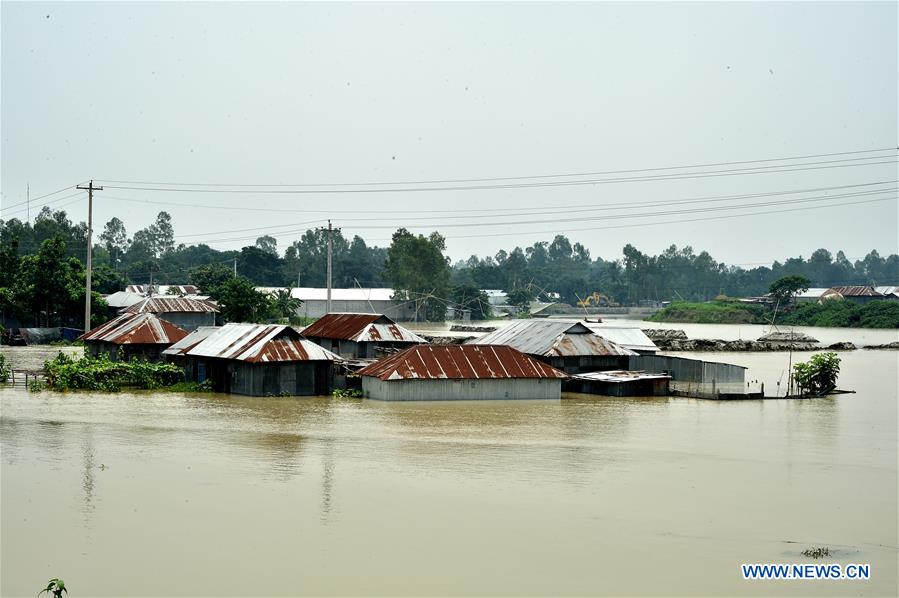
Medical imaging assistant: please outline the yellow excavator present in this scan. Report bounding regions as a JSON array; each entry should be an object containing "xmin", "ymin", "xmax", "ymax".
[{"xmin": 576, "ymin": 292, "xmax": 617, "ymax": 308}]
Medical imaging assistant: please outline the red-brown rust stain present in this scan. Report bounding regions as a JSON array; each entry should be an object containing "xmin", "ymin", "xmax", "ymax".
[
  {"xmin": 81, "ymin": 313, "xmax": 187, "ymax": 345},
  {"xmin": 302, "ymin": 313, "xmax": 382, "ymax": 340},
  {"xmin": 126, "ymin": 297, "xmax": 219, "ymax": 314}
]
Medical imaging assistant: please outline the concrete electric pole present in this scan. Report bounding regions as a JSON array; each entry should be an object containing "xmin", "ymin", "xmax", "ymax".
[
  {"xmin": 76, "ymin": 180, "xmax": 103, "ymax": 331},
  {"xmin": 317, "ymin": 220, "xmax": 340, "ymax": 314}
]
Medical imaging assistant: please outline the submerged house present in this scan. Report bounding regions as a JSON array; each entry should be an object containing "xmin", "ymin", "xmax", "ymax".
[
  {"xmin": 171, "ymin": 323, "xmax": 341, "ymax": 396},
  {"xmin": 358, "ymin": 344, "xmax": 567, "ymax": 401},
  {"xmin": 124, "ymin": 297, "xmax": 219, "ymax": 331},
  {"xmin": 80, "ymin": 312, "xmax": 188, "ymax": 361},
  {"xmin": 467, "ymin": 319, "xmax": 637, "ymax": 374},
  {"xmin": 301, "ymin": 313, "xmax": 426, "ymax": 359},
  {"xmin": 585, "ymin": 325, "xmax": 659, "ymax": 355},
  {"xmin": 571, "ymin": 370, "xmax": 671, "ymax": 397}
]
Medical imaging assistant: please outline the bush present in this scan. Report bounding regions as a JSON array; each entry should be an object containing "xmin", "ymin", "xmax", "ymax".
[
  {"xmin": 793, "ymin": 352, "xmax": 841, "ymax": 396},
  {"xmin": 780, "ymin": 300, "xmax": 899, "ymax": 328},
  {"xmin": 43, "ymin": 352, "xmax": 186, "ymax": 392},
  {"xmin": 647, "ymin": 301, "xmax": 767, "ymax": 324},
  {"xmin": 0, "ymin": 353, "xmax": 10, "ymax": 383},
  {"xmin": 332, "ymin": 388, "xmax": 363, "ymax": 398}
]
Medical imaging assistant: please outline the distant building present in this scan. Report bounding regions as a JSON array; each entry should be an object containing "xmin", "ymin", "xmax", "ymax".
[
  {"xmin": 169, "ymin": 323, "xmax": 341, "ymax": 396},
  {"xmin": 874, "ymin": 286, "xmax": 899, "ymax": 300},
  {"xmin": 124, "ymin": 297, "xmax": 219, "ymax": 331},
  {"xmin": 824, "ymin": 286, "xmax": 887, "ymax": 304},
  {"xmin": 358, "ymin": 344, "xmax": 567, "ymax": 401},
  {"xmin": 126, "ymin": 284, "xmax": 201, "ymax": 296},
  {"xmin": 467, "ymin": 319, "xmax": 637, "ymax": 373},
  {"xmin": 301, "ymin": 313, "xmax": 426, "ymax": 359},
  {"xmin": 257, "ymin": 287, "xmax": 417, "ymax": 320},
  {"xmin": 793, "ymin": 288, "xmax": 831, "ymax": 303},
  {"xmin": 80, "ymin": 312, "xmax": 188, "ymax": 361}
]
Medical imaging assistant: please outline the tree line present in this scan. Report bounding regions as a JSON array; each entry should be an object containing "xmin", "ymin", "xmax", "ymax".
[{"xmin": 2, "ymin": 208, "xmax": 897, "ymax": 326}]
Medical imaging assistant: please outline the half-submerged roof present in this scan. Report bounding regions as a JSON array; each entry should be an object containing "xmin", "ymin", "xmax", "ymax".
[
  {"xmin": 125, "ymin": 296, "xmax": 219, "ymax": 314},
  {"xmin": 468, "ymin": 319, "xmax": 637, "ymax": 357},
  {"xmin": 301, "ymin": 313, "xmax": 426, "ymax": 343},
  {"xmin": 183, "ymin": 323, "xmax": 340, "ymax": 363},
  {"xmin": 80, "ymin": 313, "xmax": 188, "ymax": 345},
  {"xmin": 358, "ymin": 344, "xmax": 567, "ymax": 381}
]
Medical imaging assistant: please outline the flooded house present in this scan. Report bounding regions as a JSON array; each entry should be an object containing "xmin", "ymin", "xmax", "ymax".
[
  {"xmin": 80, "ymin": 312, "xmax": 188, "ymax": 361},
  {"xmin": 170, "ymin": 323, "xmax": 341, "ymax": 396},
  {"xmin": 570, "ymin": 370, "xmax": 672, "ymax": 397},
  {"xmin": 585, "ymin": 325, "xmax": 660, "ymax": 355},
  {"xmin": 123, "ymin": 296, "xmax": 219, "ymax": 331},
  {"xmin": 301, "ymin": 313, "xmax": 426, "ymax": 359},
  {"xmin": 629, "ymin": 354, "xmax": 747, "ymax": 397},
  {"xmin": 467, "ymin": 319, "xmax": 637, "ymax": 374},
  {"xmin": 357, "ymin": 344, "xmax": 567, "ymax": 401},
  {"xmin": 825, "ymin": 285, "xmax": 894, "ymax": 304}
]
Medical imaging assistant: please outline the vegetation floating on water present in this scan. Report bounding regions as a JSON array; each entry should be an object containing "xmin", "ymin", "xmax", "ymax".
[
  {"xmin": 43, "ymin": 352, "xmax": 185, "ymax": 392},
  {"xmin": 801, "ymin": 547, "xmax": 832, "ymax": 559},
  {"xmin": 332, "ymin": 388, "xmax": 363, "ymax": 398}
]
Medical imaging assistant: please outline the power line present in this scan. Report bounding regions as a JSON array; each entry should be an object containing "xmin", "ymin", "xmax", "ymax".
[
  {"xmin": 103, "ymin": 179, "xmax": 898, "ymax": 217},
  {"xmin": 99, "ymin": 157, "xmax": 898, "ymax": 195},
  {"xmin": 1, "ymin": 191, "xmax": 84, "ymax": 218},
  {"xmin": 190, "ymin": 191, "xmax": 896, "ymax": 246},
  {"xmin": 1, "ymin": 183, "xmax": 83, "ymax": 211},
  {"xmin": 94, "ymin": 146, "xmax": 896, "ymax": 188}
]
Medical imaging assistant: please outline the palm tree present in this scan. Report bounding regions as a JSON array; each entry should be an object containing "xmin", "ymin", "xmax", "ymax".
[{"xmin": 273, "ymin": 288, "xmax": 302, "ymax": 319}]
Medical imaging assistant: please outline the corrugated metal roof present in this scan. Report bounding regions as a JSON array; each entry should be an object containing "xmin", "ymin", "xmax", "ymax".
[
  {"xmin": 184, "ymin": 323, "xmax": 340, "ymax": 363},
  {"xmin": 358, "ymin": 344, "xmax": 568, "ymax": 381},
  {"xmin": 468, "ymin": 319, "xmax": 636, "ymax": 357},
  {"xmin": 828, "ymin": 285, "xmax": 883, "ymax": 297},
  {"xmin": 104, "ymin": 290, "xmax": 147, "ymax": 309},
  {"xmin": 125, "ymin": 297, "xmax": 220, "ymax": 314},
  {"xmin": 161, "ymin": 326, "xmax": 219, "ymax": 356},
  {"xmin": 584, "ymin": 325, "xmax": 659, "ymax": 353},
  {"xmin": 80, "ymin": 313, "xmax": 188, "ymax": 345},
  {"xmin": 256, "ymin": 287, "xmax": 397, "ymax": 302},
  {"xmin": 794, "ymin": 288, "xmax": 831, "ymax": 299},
  {"xmin": 126, "ymin": 284, "xmax": 200, "ymax": 295},
  {"xmin": 575, "ymin": 370, "xmax": 671, "ymax": 382},
  {"xmin": 874, "ymin": 286, "xmax": 899, "ymax": 297},
  {"xmin": 301, "ymin": 313, "xmax": 427, "ymax": 343}
]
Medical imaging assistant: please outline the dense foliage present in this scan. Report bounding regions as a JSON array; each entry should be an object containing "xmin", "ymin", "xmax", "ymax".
[
  {"xmin": 43, "ymin": 352, "xmax": 185, "ymax": 392},
  {"xmin": 793, "ymin": 352, "xmax": 841, "ymax": 396},
  {"xmin": 2, "ymin": 208, "xmax": 897, "ymax": 326},
  {"xmin": 779, "ymin": 300, "xmax": 899, "ymax": 328},
  {"xmin": 0, "ymin": 353, "xmax": 10, "ymax": 383}
]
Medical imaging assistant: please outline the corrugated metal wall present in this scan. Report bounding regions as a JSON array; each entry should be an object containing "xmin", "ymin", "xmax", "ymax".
[
  {"xmin": 362, "ymin": 377, "xmax": 561, "ymax": 401},
  {"xmin": 628, "ymin": 355, "xmax": 746, "ymax": 394}
]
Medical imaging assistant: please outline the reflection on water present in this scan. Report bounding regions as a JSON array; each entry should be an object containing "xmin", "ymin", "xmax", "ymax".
[{"xmin": 1, "ymin": 348, "xmax": 896, "ymax": 596}]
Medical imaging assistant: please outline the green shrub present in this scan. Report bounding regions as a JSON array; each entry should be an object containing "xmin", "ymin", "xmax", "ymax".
[
  {"xmin": 0, "ymin": 353, "xmax": 10, "ymax": 383},
  {"xmin": 647, "ymin": 301, "xmax": 767, "ymax": 324},
  {"xmin": 43, "ymin": 352, "xmax": 185, "ymax": 392},
  {"xmin": 793, "ymin": 352, "xmax": 841, "ymax": 396},
  {"xmin": 780, "ymin": 300, "xmax": 899, "ymax": 328},
  {"xmin": 332, "ymin": 388, "xmax": 363, "ymax": 398}
]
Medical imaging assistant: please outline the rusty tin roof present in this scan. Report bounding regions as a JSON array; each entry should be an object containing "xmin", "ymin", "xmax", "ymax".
[
  {"xmin": 301, "ymin": 313, "xmax": 426, "ymax": 343},
  {"xmin": 183, "ymin": 323, "xmax": 340, "ymax": 363},
  {"xmin": 125, "ymin": 297, "xmax": 220, "ymax": 314},
  {"xmin": 80, "ymin": 313, "xmax": 189, "ymax": 345},
  {"xmin": 828, "ymin": 286, "xmax": 883, "ymax": 297},
  {"xmin": 468, "ymin": 319, "xmax": 637, "ymax": 357},
  {"xmin": 161, "ymin": 326, "xmax": 220, "ymax": 356},
  {"xmin": 358, "ymin": 344, "xmax": 567, "ymax": 381}
]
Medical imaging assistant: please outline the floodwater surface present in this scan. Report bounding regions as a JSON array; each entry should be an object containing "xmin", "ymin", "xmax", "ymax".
[{"xmin": 1, "ymin": 341, "xmax": 897, "ymax": 596}]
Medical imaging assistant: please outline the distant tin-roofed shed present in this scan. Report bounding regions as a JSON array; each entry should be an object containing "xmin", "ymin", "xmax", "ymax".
[
  {"xmin": 467, "ymin": 319, "xmax": 637, "ymax": 373},
  {"xmin": 571, "ymin": 370, "xmax": 672, "ymax": 397},
  {"xmin": 301, "ymin": 313, "xmax": 426, "ymax": 359},
  {"xmin": 257, "ymin": 287, "xmax": 417, "ymax": 320},
  {"xmin": 124, "ymin": 296, "xmax": 219, "ymax": 331},
  {"xmin": 176, "ymin": 323, "xmax": 341, "ymax": 396},
  {"xmin": 80, "ymin": 312, "xmax": 188, "ymax": 361},
  {"xmin": 358, "ymin": 344, "xmax": 567, "ymax": 401}
]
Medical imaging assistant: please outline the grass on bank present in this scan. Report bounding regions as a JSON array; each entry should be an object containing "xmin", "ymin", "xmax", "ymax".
[{"xmin": 647, "ymin": 298, "xmax": 899, "ymax": 328}]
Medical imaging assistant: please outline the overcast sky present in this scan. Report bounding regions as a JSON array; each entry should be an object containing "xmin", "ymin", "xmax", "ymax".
[{"xmin": 2, "ymin": 1, "xmax": 897, "ymax": 268}]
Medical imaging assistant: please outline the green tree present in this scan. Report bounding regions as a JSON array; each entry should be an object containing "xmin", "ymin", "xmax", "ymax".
[
  {"xmin": 100, "ymin": 217, "xmax": 129, "ymax": 269},
  {"xmin": 271, "ymin": 288, "xmax": 302, "ymax": 319},
  {"xmin": 769, "ymin": 275, "xmax": 811, "ymax": 303},
  {"xmin": 450, "ymin": 284, "xmax": 492, "ymax": 320},
  {"xmin": 384, "ymin": 229, "xmax": 451, "ymax": 321},
  {"xmin": 506, "ymin": 286, "xmax": 536, "ymax": 315},
  {"xmin": 212, "ymin": 277, "xmax": 273, "ymax": 323},
  {"xmin": 189, "ymin": 263, "xmax": 234, "ymax": 295}
]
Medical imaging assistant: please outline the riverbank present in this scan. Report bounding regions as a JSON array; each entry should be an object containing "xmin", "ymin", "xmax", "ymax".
[{"xmin": 647, "ymin": 300, "xmax": 899, "ymax": 328}]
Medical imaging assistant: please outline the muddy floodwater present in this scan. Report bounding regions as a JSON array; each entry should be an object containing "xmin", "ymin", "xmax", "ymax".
[{"xmin": 1, "ymin": 336, "xmax": 897, "ymax": 596}]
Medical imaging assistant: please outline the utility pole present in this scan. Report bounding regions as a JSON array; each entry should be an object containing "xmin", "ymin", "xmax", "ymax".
[
  {"xmin": 233, "ymin": 258, "xmax": 237, "ymax": 277},
  {"xmin": 317, "ymin": 220, "xmax": 340, "ymax": 314},
  {"xmin": 26, "ymin": 183, "xmax": 30, "ymax": 223},
  {"xmin": 76, "ymin": 180, "xmax": 102, "ymax": 331}
]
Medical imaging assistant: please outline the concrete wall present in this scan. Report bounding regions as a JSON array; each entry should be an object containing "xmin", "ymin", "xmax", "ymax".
[
  {"xmin": 295, "ymin": 299, "xmax": 416, "ymax": 321},
  {"xmin": 362, "ymin": 377, "xmax": 561, "ymax": 401}
]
